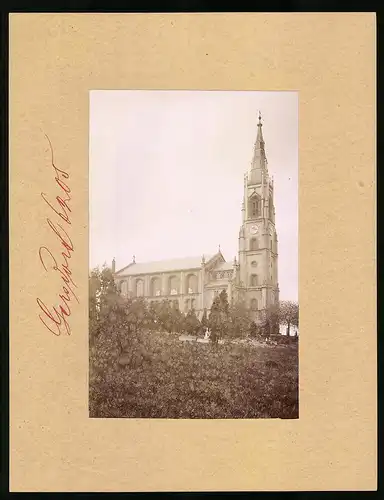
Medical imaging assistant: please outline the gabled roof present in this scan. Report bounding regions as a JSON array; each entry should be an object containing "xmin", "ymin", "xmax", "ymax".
[
  {"xmin": 215, "ymin": 261, "xmax": 234, "ymax": 271},
  {"xmin": 115, "ymin": 254, "xmax": 216, "ymax": 276}
]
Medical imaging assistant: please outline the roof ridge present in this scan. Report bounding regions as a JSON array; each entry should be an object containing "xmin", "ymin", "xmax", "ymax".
[
  {"xmin": 114, "ymin": 253, "xmax": 220, "ymax": 276},
  {"xmin": 134, "ymin": 254, "xmax": 211, "ymax": 265}
]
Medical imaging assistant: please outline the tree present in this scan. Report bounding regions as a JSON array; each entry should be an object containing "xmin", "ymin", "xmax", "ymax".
[
  {"xmin": 249, "ymin": 321, "xmax": 261, "ymax": 338},
  {"xmin": 89, "ymin": 265, "xmax": 121, "ymax": 345},
  {"xmin": 184, "ymin": 309, "xmax": 201, "ymax": 336},
  {"xmin": 218, "ymin": 289, "xmax": 230, "ymax": 338},
  {"xmin": 208, "ymin": 290, "xmax": 230, "ymax": 343},
  {"xmin": 124, "ymin": 297, "xmax": 148, "ymax": 334},
  {"xmin": 229, "ymin": 300, "xmax": 251, "ymax": 338},
  {"xmin": 158, "ymin": 300, "xmax": 173, "ymax": 332},
  {"xmin": 201, "ymin": 308, "xmax": 208, "ymax": 330},
  {"xmin": 170, "ymin": 304, "xmax": 184, "ymax": 333},
  {"xmin": 89, "ymin": 268, "xmax": 101, "ymax": 343},
  {"xmin": 89, "ymin": 265, "xmax": 129, "ymax": 378},
  {"xmin": 256, "ymin": 304, "xmax": 280, "ymax": 337},
  {"xmin": 147, "ymin": 301, "xmax": 160, "ymax": 330},
  {"xmin": 219, "ymin": 290, "xmax": 230, "ymax": 318},
  {"xmin": 208, "ymin": 296, "xmax": 221, "ymax": 344},
  {"xmin": 265, "ymin": 304, "xmax": 280, "ymax": 335},
  {"xmin": 278, "ymin": 301, "xmax": 299, "ymax": 336}
]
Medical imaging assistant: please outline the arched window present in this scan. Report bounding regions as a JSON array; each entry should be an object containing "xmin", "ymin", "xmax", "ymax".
[
  {"xmin": 248, "ymin": 194, "xmax": 261, "ymax": 219},
  {"xmin": 191, "ymin": 299, "xmax": 196, "ymax": 310},
  {"xmin": 136, "ymin": 279, "xmax": 144, "ymax": 297},
  {"xmin": 251, "ymin": 260, "xmax": 257, "ymax": 267},
  {"xmin": 250, "ymin": 238, "xmax": 259, "ymax": 251},
  {"xmin": 251, "ymin": 298, "xmax": 258, "ymax": 311},
  {"xmin": 151, "ymin": 277, "xmax": 161, "ymax": 296},
  {"xmin": 250, "ymin": 274, "xmax": 258, "ymax": 287},
  {"xmin": 169, "ymin": 275, "xmax": 179, "ymax": 295},
  {"xmin": 186, "ymin": 274, "xmax": 198, "ymax": 294}
]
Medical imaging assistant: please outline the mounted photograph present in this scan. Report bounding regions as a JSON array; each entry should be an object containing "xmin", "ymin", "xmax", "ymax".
[{"xmin": 89, "ymin": 90, "xmax": 298, "ymax": 419}]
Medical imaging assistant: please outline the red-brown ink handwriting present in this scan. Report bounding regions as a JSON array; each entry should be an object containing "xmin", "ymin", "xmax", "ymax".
[{"xmin": 37, "ymin": 134, "xmax": 79, "ymax": 336}]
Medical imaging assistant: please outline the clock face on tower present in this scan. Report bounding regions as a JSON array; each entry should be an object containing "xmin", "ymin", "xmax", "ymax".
[{"xmin": 249, "ymin": 224, "xmax": 259, "ymax": 235}]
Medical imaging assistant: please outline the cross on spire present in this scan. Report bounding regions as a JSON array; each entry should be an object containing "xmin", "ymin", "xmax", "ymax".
[{"xmin": 256, "ymin": 110, "xmax": 264, "ymax": 140}]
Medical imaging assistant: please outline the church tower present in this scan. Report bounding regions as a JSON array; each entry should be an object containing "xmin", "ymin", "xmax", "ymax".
[{"xmin": 237, "ymin": 113, "xmax": 279, "ymax": 321}]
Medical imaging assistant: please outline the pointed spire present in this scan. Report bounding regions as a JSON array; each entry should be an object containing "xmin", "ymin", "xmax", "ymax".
[
  {"xmin": 132, "ymin": 255, "xmax": 136, "ymax": 264},
  {"xmin": 218, "ymin": 244, "xmax": 221, "ymax": 253},
  {"xmin": 112, "ymin": 257, "xmax": 116, "ymax": 273},
  {"xmin": 251, "ymin": 111, "xmax": 267, "ymax": 174},
  {"xmin": 201, "ymin": 254, "xmax": 206, "ymax": 265}
]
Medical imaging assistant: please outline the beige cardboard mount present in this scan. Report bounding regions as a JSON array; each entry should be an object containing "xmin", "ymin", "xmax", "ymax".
[{"xmin": 9, "ymin": 13, "xmax": 376, "ymax": 492}]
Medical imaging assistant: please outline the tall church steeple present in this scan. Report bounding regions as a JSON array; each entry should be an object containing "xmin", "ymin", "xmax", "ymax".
[
  {"xmin": 249, "ymin": 112, "xmax": 268, "ymax": 185},
  {"xmin": 236, "ymin": 112, "xmax": 279, "ymax": 322}
]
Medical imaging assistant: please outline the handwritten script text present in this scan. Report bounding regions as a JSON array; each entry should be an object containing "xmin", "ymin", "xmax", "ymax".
[{"xmin": 37, "ymin": 134, "xmax": 79, "ymax": 336}]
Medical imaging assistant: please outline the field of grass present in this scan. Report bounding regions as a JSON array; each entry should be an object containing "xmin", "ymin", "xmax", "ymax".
[{"xmin": 89, "ymin": 330, "xmax": 298, "ymax": 419}]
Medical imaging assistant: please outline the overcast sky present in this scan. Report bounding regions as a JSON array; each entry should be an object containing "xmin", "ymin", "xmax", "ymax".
[{"xmin": 90, "ymin": 91, "xmax": 298, "ymax": 301}]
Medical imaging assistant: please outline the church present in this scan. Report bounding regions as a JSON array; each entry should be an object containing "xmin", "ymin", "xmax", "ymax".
[{"xmin": 112, "ymin": 114, "xmax": 279, "ymax": 322}]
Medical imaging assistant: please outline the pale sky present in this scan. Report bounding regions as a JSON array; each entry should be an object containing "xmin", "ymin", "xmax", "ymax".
[{"xmin": 90, "ymin": 91, "xmax": 298, "ymax": 301}]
